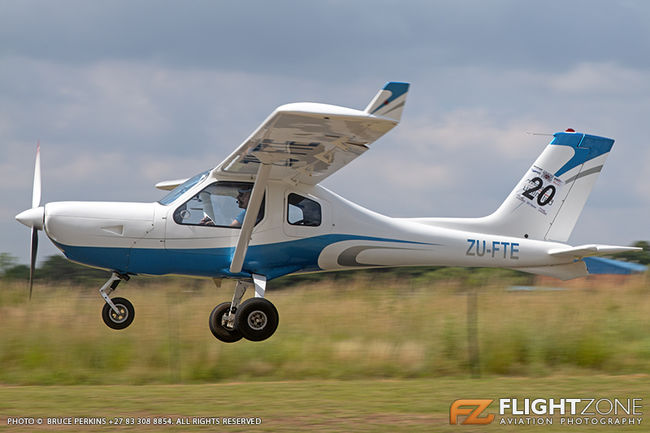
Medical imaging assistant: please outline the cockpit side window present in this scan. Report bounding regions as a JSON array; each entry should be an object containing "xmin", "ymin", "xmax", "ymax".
[
  {"xmin": 158, "ymin": 170, "xmax": 210, "ymax": 205},
  {"xmin": 287, "ymin": 193, "xmax": 321, "ymax": 226},
  {"xmin": 173, "ymin": 181, "xmax": 264, "ymax": 228}
]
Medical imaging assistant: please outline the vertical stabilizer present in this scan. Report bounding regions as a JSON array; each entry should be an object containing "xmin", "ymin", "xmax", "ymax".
[
  {"xmin": 419, "ymin": 131, "xmax": 615, "ymax": 243},
  {"xmin": 486, "ymin": 131, "xmax": 614, "ymax": 241}
]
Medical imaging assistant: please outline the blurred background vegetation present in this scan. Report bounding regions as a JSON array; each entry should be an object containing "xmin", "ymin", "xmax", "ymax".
[{"xmin": 0, "ymin": 241, "xmax": 647, "ymax": 385}]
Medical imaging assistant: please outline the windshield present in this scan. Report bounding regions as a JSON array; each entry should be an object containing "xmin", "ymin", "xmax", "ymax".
[
  {"xmin": 172, "ymin": 181, "xmax": 264, "ymax": 228},
  {"xmin": 158, "ymin": 170, "xmax": 210, "ymax": 205}
]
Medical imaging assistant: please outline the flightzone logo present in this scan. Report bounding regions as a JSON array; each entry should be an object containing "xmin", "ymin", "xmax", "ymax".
[
  {"xmin": 450, "ymin": 400, "xmax": 495, "ymax": 425},
  {"xmin": 450, "ymin": 398, "xmax": 643, "ymax": 426}
]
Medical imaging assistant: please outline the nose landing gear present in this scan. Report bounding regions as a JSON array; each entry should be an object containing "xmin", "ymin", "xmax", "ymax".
[
  {"xmin": 209, "ymin": 274, "xmax": 278, "ymax": 343},
  {"xmin": 99, "ymin": 272, "xmax": 134, "ymax": 330}
]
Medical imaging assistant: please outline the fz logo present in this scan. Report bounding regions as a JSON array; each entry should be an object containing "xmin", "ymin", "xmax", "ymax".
[{"xmin": 449, "ymin": 399, "xmax": 495, "ymax": 425}]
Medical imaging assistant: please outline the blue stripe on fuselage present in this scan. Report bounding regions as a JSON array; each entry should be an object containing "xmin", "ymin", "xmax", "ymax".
[{"xmin": 53, "ymin": 235, "xmax": 431, "ymax": 280}]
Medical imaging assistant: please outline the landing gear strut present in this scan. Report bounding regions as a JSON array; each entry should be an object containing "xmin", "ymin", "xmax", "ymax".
[
  {"xmin": 208, "ymin": 274, "xmax": 278, "ymax": 343},
  {"xmin": 99, "ymin": 272, "xmax": 134, "ymax": 330}
]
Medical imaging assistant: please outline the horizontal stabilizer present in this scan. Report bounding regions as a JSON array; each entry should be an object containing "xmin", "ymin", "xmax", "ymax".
[
  {"xmin": 515, "ymin": 253, "xmax": 646, "ymax": 280},
  {"xmin": 155, "ymin": 178, "xmax": 188, "ymax": 191},
  {"xmin": 583, "ymin": 257, "xmax": 647, "ymax": 275},
  {"xmin": 548, "ymin": 244, "xmax": 641, "ymax": 258}
]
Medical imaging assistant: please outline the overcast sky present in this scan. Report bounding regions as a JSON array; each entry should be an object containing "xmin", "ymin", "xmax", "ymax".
[{"xmin": 2, "ymin": 0, "xmax": 649, "ymax": 265}]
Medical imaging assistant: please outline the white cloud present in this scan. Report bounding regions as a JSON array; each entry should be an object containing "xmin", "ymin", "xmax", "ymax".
[
  {"xmin": 396, "ymin": 110, "xmax": 550, "ymax": 158},
  {"xmin": 634, "ymin": 147, "xmax": 650, "ymax": 202},
  {"xmin": 548, "ymin": 62, "xmax": 650, "ymax": 95},
  {"xmin": 323, "ymin": 112, "xmax": 554, "ymax": 220}
]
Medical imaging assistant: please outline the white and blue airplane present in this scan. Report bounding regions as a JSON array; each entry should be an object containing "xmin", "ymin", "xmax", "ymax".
[{"xmin": 16, "ymin": 82, "xmax": 640, "ymax": 342}]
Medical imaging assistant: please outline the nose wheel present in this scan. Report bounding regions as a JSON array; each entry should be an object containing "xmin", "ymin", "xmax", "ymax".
[
  {"xmin": 99, "ymin": 272, "xmax": 135, "ymax": 330},
  {"xmin": 102, "ymin": 297, "xmax": 135, "ymax": 330},
  {"xmin": 209, "ymin": 275, "xmax": 278, "ymax": 343}
]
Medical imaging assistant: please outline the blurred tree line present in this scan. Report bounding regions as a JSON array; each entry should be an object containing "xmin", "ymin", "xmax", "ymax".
[
  {"xmin": 0, "ymin": 241, "xmax": 647, "ymax": 286},
  {"xmin": 612, "ymin": 240, "xmax": 650, "ymax": 265},
  {"xmin": 0, "ymin": 252, "xmax": 109, "ymax": 284}
]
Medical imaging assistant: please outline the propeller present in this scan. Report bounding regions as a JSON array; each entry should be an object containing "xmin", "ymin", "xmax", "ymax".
[
  {"xmin": 15, "ymin": 142, "xmax": 44, "ymax": 299},
  {"xmin": 29, "ymin": 226, "xmax": 38, "ymax": 299}
]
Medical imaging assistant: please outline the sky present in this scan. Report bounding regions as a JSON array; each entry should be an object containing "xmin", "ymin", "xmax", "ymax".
[{"xmin": 1, "ymin": 0, "xmax": 649, "ymax": 265}]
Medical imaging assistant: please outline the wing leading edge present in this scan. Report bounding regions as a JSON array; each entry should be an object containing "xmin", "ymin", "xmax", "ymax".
[{"xmin": 215, "ymin": 82, "xmax": 410, "ymax": 185}]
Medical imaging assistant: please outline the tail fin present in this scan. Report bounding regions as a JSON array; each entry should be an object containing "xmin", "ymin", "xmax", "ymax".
[
  {"xmin": 365, "ymin": 81, "xmax": 410, "ymax": 122},
  {"xmin": 419, "ymin": 131, "xmax": 615, "ymax": 242},
  {"xmin": 486, "ymin": 131, "xmax": 614, "ymax": 241}
]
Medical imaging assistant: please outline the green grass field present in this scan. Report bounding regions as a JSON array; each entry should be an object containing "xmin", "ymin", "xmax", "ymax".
[
  {"xmin": 1, "ymin": 273, "xmax": 649, "ymax": 384},
  {"xmin": 1, "ymin": 377, "xmax": 648, "ymax": 432},
  {"xmin": 1, "ymin": 273, "xmax": 649, "ymax": 431}
]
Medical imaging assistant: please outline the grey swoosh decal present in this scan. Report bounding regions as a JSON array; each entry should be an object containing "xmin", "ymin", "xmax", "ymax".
[
  {"xmin": 564, "ymin": 165, "xmax": 603, "ymax": 183},
  {"xmin": 337, "ymin": 245, "xmax": 422, "ymax": 267}
]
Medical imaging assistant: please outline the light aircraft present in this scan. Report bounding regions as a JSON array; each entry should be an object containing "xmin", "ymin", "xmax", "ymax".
[{"xmin": 16, "ymin": 82, "xmax": 640, "ymax": 343}]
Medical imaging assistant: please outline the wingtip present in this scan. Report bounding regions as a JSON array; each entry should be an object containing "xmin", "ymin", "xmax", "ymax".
[
  {"xmin": 382, "ymin": 81, "xmax": 410, "ymax": 97},
  {"xmin": 365, "ymin": 82, "xmax": 410, "ymax": 120},
  {"xmin": 384, "ymin": 81, "xmax": 410, "ymax": 87}
]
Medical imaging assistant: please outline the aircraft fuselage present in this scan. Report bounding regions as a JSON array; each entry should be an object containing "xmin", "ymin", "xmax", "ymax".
[{"xmin": 42, "ymin": 176, "xmax": 573, "ymax": 280}]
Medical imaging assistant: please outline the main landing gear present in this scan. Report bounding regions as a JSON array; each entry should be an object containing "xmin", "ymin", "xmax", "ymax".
[
  {"xmin": 209, "ymin": 274, "xmax": 279, "ymax": 343},
  {"xmin": 99, "ymin": 272, "xmax": 134, "ymax": 330}
]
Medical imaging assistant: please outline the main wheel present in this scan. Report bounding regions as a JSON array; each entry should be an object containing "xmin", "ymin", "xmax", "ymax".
[
  {"xmin": 209, "ymin": 302, "xmax": 243, "ymax": 343},
  {"xmin": 102, "ymin": 297, "xmax": 135, "ymax": 330},
  {"xmin": 234, "ymin": 298, "xmax": 279, "ymax": 342}
]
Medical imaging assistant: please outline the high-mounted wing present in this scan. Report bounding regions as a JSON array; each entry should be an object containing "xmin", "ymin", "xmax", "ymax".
[{"xmin": 215, "ymin": 82, "xmax": 409, "ymax": 185}]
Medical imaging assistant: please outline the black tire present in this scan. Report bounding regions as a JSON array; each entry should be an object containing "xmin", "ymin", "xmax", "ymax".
[
  {"xmin": 209, "ymin": 302, "xmax": 243, "ymax": 343},
  {"xmin": 234, "ymin": 298, "xmax": 279, "ymax": 342},
  {"xmin": 102, "ymin": 297, "xmax": 135, "ymax": 330}
]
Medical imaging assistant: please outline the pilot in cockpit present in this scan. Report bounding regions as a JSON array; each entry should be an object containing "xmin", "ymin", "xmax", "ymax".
[{"xmin": 230, "ymin": 187, "xmax": 251, "ymax": 227}]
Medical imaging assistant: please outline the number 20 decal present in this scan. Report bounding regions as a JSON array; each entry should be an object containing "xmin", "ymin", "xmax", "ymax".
[{"xmin": 522, "ymin": 177, "xmax": 556, "ymax": 206}]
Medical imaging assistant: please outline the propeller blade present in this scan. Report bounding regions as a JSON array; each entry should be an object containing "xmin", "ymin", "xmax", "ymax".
[
  {"xmin": 29, "ymin": 227, "xmax": 38, "ymax": 300},
  {"xmin": 32, "ymin": 142, "xmax": 41, "ymax": 209}
]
